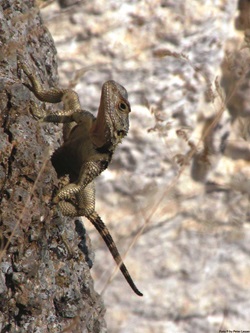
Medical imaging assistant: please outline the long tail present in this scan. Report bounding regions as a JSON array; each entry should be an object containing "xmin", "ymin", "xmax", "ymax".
[{"xmin": 88, "ymin": 212, "xmax": 143, "ymax": 296}]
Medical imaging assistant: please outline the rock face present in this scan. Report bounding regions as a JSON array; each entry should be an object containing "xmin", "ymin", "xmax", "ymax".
[{"xmin": 0, "ymin": 1, "xmax": 106, "ymax": 332}]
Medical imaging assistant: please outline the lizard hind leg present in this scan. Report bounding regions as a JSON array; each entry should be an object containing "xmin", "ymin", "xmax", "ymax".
[
  {"xmin": 58, "ymin": 200, "xmax": 79, "ymax": 217},
  {"xmin": 56, "ymin": 179, "xmax": 143, "ymax": 296}
]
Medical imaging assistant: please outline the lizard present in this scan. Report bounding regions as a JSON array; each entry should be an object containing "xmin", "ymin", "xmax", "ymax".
[{"xmin": 17, "ymin": 56, "xmax": 143, "ymax": 297}]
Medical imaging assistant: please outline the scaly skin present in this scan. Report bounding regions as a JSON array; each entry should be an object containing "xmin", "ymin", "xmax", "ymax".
[{"xmin": 18, "ymin": 56, "xmax": 143, "ymax": 297}]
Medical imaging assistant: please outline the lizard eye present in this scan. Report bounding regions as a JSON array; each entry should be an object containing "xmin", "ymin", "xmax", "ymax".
[{"xmin": 118, "ymin": 101, "xmax": 130, "ymax": 113}]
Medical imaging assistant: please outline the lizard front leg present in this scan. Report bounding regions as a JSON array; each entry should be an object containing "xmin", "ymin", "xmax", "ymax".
[
  {"xmin": 17, "ymin": 56, "xmax": 81, "ymax": 112},
  {"xmin": 28, "ymin": 100, "xmax": 83, "ymax": 123}
]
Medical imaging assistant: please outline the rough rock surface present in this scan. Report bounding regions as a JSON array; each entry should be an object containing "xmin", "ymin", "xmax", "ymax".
[{"xmin": 0, "ymin": 1, "xmax": 106, "ymax": 332}]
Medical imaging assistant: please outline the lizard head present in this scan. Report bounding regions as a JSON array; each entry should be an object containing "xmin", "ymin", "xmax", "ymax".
[
  {"xmin": 91, "ymin": 80, "xmax": 131, "ymax": 148},
  {"xmin": 103, "ymin": 80, "xmax": 131, "ymax": 145}
]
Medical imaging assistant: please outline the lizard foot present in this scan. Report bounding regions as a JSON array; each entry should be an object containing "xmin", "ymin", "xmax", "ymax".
[
  {"xmin": 30, "ymin": 100, "xmax": 46, "ymax": 120},
  {"xmin": 56, "ymin": 183, "xmax": 81, "ymax": 201}
]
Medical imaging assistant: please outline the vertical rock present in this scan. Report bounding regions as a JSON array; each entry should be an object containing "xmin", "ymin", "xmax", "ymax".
[{"xmin": 0, "ymin": 1, "xmax": 106, "ymax": 332}]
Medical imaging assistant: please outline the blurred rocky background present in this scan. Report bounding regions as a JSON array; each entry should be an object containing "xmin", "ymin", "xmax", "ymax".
[{"xmin": 2, "ymin": 0, "xmax": 250, "ymax": 332}]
